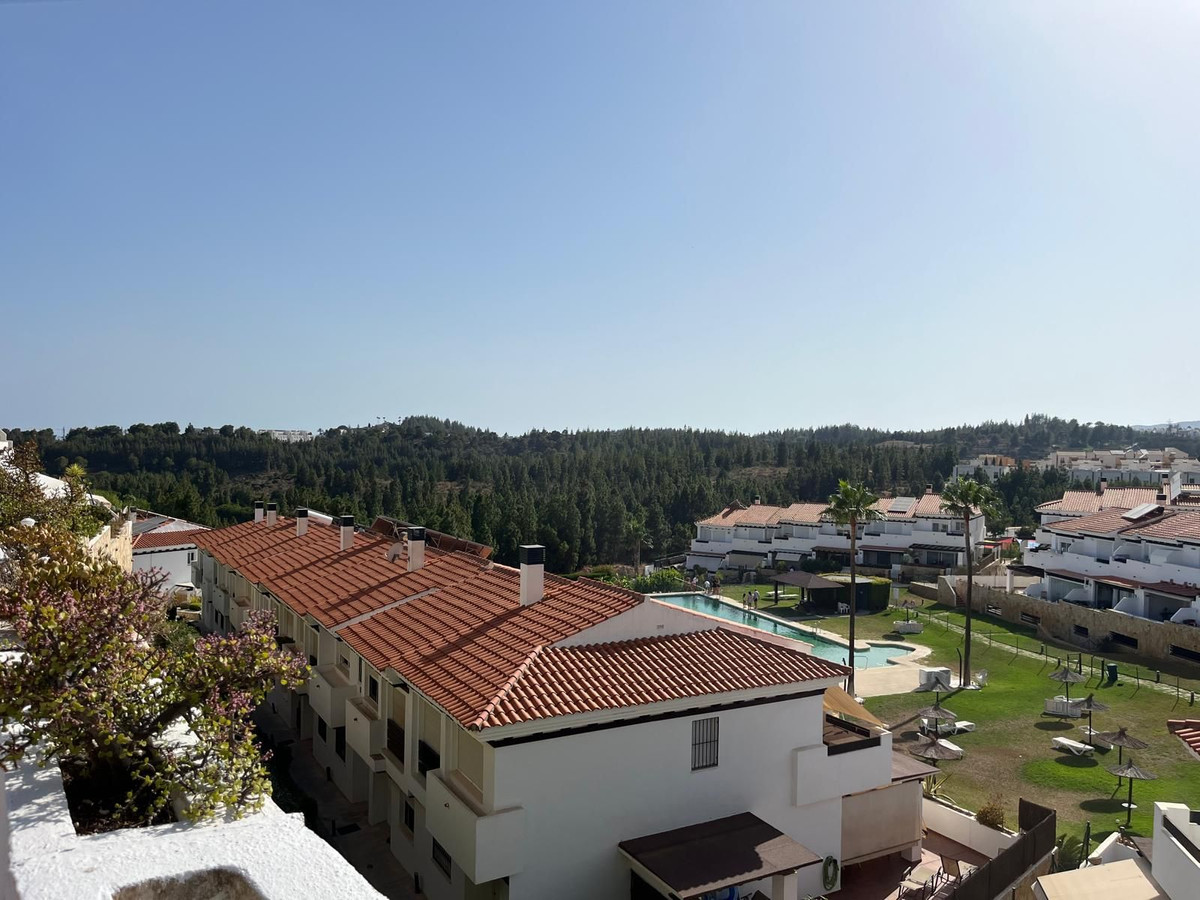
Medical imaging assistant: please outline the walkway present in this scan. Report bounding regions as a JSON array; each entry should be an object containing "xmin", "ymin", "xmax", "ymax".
[{"xmin": 255, "ymin": 709, "xmax": 416, "ymax": 900}]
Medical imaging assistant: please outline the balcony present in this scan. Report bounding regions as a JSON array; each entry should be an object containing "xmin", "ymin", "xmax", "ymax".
[
  {"xmin": 309, "ymin": 664, "xmax": 354, "ymax": 727},
  {"xmin": 346, "ymin": 695, "xmax": 384, "ymax": 763},
  {"xmin": 417, "ymin": 740, "xmax": 440, "ymax": 778},
  {"xmin": 426, "ymin": 771, "xmax": 525, "ymax": 884},
  {"xmin": 386, "ymin": 720, "xmax": 406, "ymax": 765}
]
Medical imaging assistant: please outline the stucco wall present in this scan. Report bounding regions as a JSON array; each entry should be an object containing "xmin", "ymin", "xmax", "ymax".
[
  {"xmin": 939, "ymin": 578, "xmax": 1200, "ymax": 660},
  {"xmin": 921, "ymin": 798, "xmax": 1017, "ymax": 859},
  {"xmin": 841, "ymin": 781, "xmax": 923, "ymax": 864},
  {"xmin": 133, "ymin": 547, "xmax": 196, "ymax": 591},
  {"xmin": 490, "ymin": 694, "xmax": 892, "ymax": 900},
  {"xmin": 87, "ymin": 519, "xmax": 133, "ymax": 573}
]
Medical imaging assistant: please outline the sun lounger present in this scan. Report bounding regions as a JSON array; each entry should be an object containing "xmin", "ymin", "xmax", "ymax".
[
  {"xmin": 937, "ymin": 739, "xmax": 965, "ymax": 758},
  {"xmin": 900, "ymin": 863, "xmax": 941, "ymax": 898},
  {"xmin": 1044, "ymin": 697, "xmax": 1083, "ymax": 718},
  {"xmin": 1052, "ymin": 736, "xmax": 1093, "ymax": 756},
  {"xmin": 1078, "ymin": 727, "xmax": 1113, "ymax": 749},
  {"xmin": 920, "ymin": 719, "xmax": 976, "ymax": 735},
  {"xmin": 837, "ymin": 602, "xmax": 850, "ymax": 614}
]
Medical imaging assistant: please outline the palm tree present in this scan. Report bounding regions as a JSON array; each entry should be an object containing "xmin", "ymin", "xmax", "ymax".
[
  {"xmin": 823, "ymin": 480, "xmax": 883, "ymax": 697},
  {"xmin": 624, "ymin": 516, "xmax": 653, "ymax": 576},
  {"xmin": 940, "ymin": 478, "xmax": 1001, "ymax": 685}
]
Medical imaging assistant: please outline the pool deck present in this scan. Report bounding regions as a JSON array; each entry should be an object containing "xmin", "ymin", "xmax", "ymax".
[{"xmin": 654, "ymin": 591, "xmax": 932, "ymax": 697}]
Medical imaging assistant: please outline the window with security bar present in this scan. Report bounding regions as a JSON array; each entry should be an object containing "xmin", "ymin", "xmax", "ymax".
[{"xmin": 691, "ymin": 717, "xmax": 719, "ymax": 770}]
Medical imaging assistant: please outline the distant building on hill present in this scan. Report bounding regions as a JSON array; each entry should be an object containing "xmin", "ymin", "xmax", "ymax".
[
  {"xmin": 258, "ymin": 428, "xmax": 315, "ymax": 442},
  {"xmin": 952, "ymin": 455, "xmax": 1017, "ymax": 482}
]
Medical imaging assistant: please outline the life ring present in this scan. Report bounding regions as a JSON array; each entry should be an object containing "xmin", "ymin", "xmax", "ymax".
[{"xmin": 822, "ymin": 856, "xmax": 840, "ymax": 890}]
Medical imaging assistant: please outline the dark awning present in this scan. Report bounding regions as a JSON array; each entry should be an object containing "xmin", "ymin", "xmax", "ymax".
[
  {"xmin": 771, "ymin": 571, "xmax": 842, "ymax": 591},
  {"xmin": 910, "ymin": 544, "xmax": 962, "ymax": 553},
  {"xmin": 813, "ymin": 545, "xmax": 852, "ymax": 555},
  {"xmin": 619, "ymin": 812, "xmax": 820, "ymax": 900}
]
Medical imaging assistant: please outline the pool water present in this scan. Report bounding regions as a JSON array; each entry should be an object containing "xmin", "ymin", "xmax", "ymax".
[{"xmin": 654, "ymin": 593, "xmax": 908, "ymax": 669}]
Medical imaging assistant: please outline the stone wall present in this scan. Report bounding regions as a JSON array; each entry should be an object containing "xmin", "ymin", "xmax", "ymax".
[
  {"xmin": 908, "ymin": 582, "xmax": 939, "ymax": 602},
  {"xmin": 86, "ymin": 516, "xmax": 133, "ymax": 573},
  {"xmin": 938, "ymin": 578, "xmax": 1200, "ymax": 662}
]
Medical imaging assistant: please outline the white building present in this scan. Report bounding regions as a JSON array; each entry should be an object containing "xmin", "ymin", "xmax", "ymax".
[
  {"xmin": 131, "ymin": 510, "xmax": 209, "ymax": 594},
  {"xmin": 1029, "ymin": 446, "xmax": 1200, "ymax": 486},
  {"xmin": 1033, "ymin": 801, "xmax": 1199, "ymax": 900},
  {"xmin": 193, "ymin": 508, "xmax": 933, "ymax": 900},
  {"xmin": 686, "ymin": 489, "xmax": 987, "ymax": 575},
  {"xmin": 259, "ymin": 428, "xmax": 315, "ymax": 442},
  {"xmin": 952, "ymin": 455, "xmax": 1016, "ymax": 482},
  {"xmin": 1033, "ymin": 475, "xmax": 1200, "ymax": 528}
]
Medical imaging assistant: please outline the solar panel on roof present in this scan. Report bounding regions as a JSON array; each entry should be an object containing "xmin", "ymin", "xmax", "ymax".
[
  {"xmin": 889, "ymin": 497, "xmax": 915, "ymax": 514},
  {"xmin": 1121, "ymin": 503, "xmax": 1162, "ymax": 522}
]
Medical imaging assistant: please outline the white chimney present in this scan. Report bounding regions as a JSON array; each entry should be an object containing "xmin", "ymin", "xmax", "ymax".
[
  {"xmin": 1099, "ymin": 478, "xmax": 1108, "ymax": 495},
  {"xmin": 339, "ymin": 515, "xmax": 354, "ymax": 552},
  {"xmin": 926, "ymin": 484, "xmax": 934, "ymax": 495},
  {"xmin": 266, "ymin": 502, "xmax": 278, "ymax": 526},
  {"xmin": 254, "ymin": 501, "xmax": 264, "ymax": 523},
  {"xmin": 296, "ymin": 507, "xmax": 308, "ymax": 536},
  {"xmin": 519, "ymin": 545, "xmax": 545, "ymax": 606},
  {"xmin": 407, "ymin": 526, "xmax": 426, "ymax": 572}
]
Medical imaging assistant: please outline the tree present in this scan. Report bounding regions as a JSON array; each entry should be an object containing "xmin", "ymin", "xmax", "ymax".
[
  {"xmin": 940, "ymin": 477, "xmax": 1001, "ymax": 685},
  {"xmin": 0, "ymin": 454, "xmax": 305, "ymax": 829},
  {"xmin": 624, "ymin": 515, "xmax": 652, "ymax": 575},
  {"xmin": 823, "ymin": 480, "xmax": 883, "ymax": 697}
]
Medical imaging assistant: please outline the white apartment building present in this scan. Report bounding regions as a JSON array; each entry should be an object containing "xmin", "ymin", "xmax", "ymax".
[
  {"xmin": 259, "ymin": 428, "xmax": 316, "ymax": 442},
  {"xmin": 686, "ymin": 489, "xmax": 986, "ymax": 575},
  {"xmin": 952, "ymin": 455, "xmax": 1016, "ymax": 482},
  {"xmin": 1023, "ymin": 503, "xmax": 1200, "ymax": 633},
  {"xmin": 1029, "ymin": 446, "xmax": 1200, "ymax": 486},
  {"xmin": 194, "ymin": 507, "xmax": 933, "ymax": 900},
  {"xmin": 1033, "ymin": 476, "xmax": 1200, "ymax": 528},
  {"xmin": 1033, "ymin": 802, "xmax": 1200, "ymax": 900},
  {"xmin": 130, "ymin": 510, "xmax": 209, "ymax": 593}
]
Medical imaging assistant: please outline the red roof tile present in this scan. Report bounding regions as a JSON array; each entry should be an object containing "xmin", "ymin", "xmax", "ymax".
[
  {"xmin": 1037, "ymin": 488, "xmax": 1161, "ymax": 516},
  {"xmin": 698, "ymin": 504, "xmax": 783, "ymax": 527},
  {"xmin": 485, "ymin": 628, "xmax": 849, "ymax": 729},
  {"xmin": 192, "ymin": 518, "xmax": 490, "ymax": 627},
  {"xmin": 132, "ymin": 528, "xmax": 209, "ymax": 550}
]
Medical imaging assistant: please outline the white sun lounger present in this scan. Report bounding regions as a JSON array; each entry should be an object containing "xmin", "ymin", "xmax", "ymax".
[
  {"xmin": 937, "ymin": 739, "xmax": 965, "ymax": 758},
  {"xmin": 920, "ymin": 718, "xmax": 976, "ymax": 735},
  {"xmin": 1052, "ymin": 736, "xmax": 1093, "ymax": 756}
]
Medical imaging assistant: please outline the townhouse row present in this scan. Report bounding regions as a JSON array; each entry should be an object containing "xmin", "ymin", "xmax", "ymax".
[{"xmin": 195, "ymin": 503, "xmax": 934, "ymax": 900}]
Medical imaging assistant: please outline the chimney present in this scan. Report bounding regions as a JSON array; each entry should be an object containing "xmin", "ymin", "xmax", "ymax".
[
  {"xmin": 407, "ymin": 526, "xmax": 426, "ymax": 572},
  {"xmin": 1098, "ymin": 478, "xmax": 1107, "ymax": 495},
  {"xmin": 266, "ymin": 502, "xmax": 278, "ymax": 526},
  {"xmin": 925, "ymin": 484, "xmax": 933, "ymax": 495},
  {"xmin": 296, "ymin": 507, "xmax": 308, "ymax": 536},
  {"xmin": 519, "ymin": 545, "xmax": 545, "ymax": 606},
  {"xmin": 753, "ymin": 495, "xmax": 762, "ymax": 505},
  {"xmin": 254, "ymin": 501, "xmax": 264, "ymax": 523},
  {"xmin": 339, "ymin": 515, "xmax": 354, "ymax": 551}
]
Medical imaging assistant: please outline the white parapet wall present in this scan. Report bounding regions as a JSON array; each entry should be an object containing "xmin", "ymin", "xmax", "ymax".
[
  {"xmin": 922, "ymin": 798, "xmax": 1018, "ymax": 859},
  {"xmin": 1, "ymin": 756, "xmax": 384, "ymax": 900}
]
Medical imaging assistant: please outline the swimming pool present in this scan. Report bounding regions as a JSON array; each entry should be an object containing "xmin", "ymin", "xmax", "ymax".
[{"xmin": 654, "ymin": 593, "xmax": 909, "ymax": 669}]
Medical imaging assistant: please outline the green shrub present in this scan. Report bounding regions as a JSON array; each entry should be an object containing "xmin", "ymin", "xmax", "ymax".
[
  {"xmin": 632, "ymin": 568, "xmax": 685, "ymax": 594},
  {"xmin": 975, "ymin": 796, "xmax": 1006, "ymax": 831}
]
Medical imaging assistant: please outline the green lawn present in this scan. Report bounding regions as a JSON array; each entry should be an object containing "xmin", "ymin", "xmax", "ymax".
[{"xmin": 824, "ymin": 594, "xmax": 1200, "ymax": 842}]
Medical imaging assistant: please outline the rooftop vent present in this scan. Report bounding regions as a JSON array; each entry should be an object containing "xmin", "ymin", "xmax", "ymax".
[
  {"xmin": 266, "ymin": 502, "xmax": 277, "ymax": 526},
  {"xmin": 408, "ymin": 526, "xmax": 426, "ymax": 572},
  {"xmin": 519, "ymin": 544, "xmax": 545, "ymax": 606},
  {"xmin": 254, "ymin": 501, "xmax": 264, "ymax": 523},
  {"xmin": 296, "ymin": 507, "xmax": 308, "ymax": 536},
  {"xmin": 339, "ymin": 515, "xmax": 354, "ymax": 552}
]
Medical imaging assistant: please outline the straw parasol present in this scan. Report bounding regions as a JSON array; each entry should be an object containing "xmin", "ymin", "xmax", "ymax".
[
  {"xmin": 1048, "ymin": 664, "xmax": 1088, "ymax": 700},
  {"xmin": 916, "ymin": 699, "xmax": 958, "ymax": 740},
  {"xmin": 899, "ymin": 596, "xmax": 921, "ymax": 623},
  {"xmin": 1108, "ymin": 759, "xmax": 1156, "ymax": 827},
  {"xmin": 910, "ymin": 736, "xmax": 963, "ymax": 761},
  {"xmin": 1076, "ymin": 694, "xmax": 1110, "ymax": 746},
  {"xmin": 1096, "ymin": 727, "xmax": 1149, "ymax": 766}
]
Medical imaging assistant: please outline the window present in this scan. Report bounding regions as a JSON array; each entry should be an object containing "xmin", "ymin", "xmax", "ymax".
[
  {"xmin": 1109, "ymin": 631, "xmax": 1139, "ymax": 650},
  {"xmin": 317, "ymin": 715, "xmax": 327, "ymax": 742},
  {"xmin": 1170, "ymin": 644, "xmax": 1200, "ymax": 664},
  {"xmin": 402, "ymin": 799, "xmax": 415, "ymax": 837},
  {"xmin": 335, "ymin": 726, "xmax": 346, "ymax": 761},
  {"xmin": 432, "ymin": 839, "xmax": 452, "ymax": 878},
  {"xmin": 368, "ymin": 676, "xmax": 379, "ymax": 704},
  {"xmin": 358, "ymin": 658, "xmax": 363, "ymax": 683},
  {"xmin": 1073, "ymin": 624, "xmax": 1089, "ymax": 638},
  {"xmin": 187, "ymin": 551, "xmax": 196, "ymax": 563},
  {"xmin": 691, "ymin": 717, "xmax": 719, "ymax": 770},
  {"xmin": 1020, "ymin": 612, "xmax": 1041, "ymax": 626}
]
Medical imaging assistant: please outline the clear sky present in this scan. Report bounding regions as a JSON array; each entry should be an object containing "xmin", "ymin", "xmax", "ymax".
[{"xmin": 2, "ymin": 2, "xmax": 1197, "ymax": 435}]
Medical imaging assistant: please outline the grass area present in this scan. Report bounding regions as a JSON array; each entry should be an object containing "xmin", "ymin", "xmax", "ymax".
[
  {"xmin": 830, "ymin": 593, "xmax": 1200, "ymax": 842},
  {"xmin": 718, "ymin": 582, "xmax": 810, "ymax": 614}
]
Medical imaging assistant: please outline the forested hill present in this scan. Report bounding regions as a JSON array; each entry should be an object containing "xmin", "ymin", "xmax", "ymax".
[{"xmin": 5, "ymin": 415, "xmax": 1194, "ymax": 573}]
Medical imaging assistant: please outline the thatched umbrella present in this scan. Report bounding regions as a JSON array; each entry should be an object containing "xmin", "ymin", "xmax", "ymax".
[
  {"xmin": 910, "ymin": 736, "xmax": 963, "ymax": 762},
  {"xmin": 1048, "ymin": 664, "xmax": 1088, "ymax": 701},
  {"xmin": 1109, "ymin": 759, "xmax": 1156, "ymax": 827},
  {"xmin": 899, "ymin": 595, "xmax": 921, "ymax": 623},
  {"xmin": 916, "ymin": 700, "xmax": 958, "ymax": 740},
  {"xmin": 1076, "ymin": 694, "xmax": 1109, "ymax": 746},
  {"xmin": 1096, "ymin": 727, "xmax": 1149, "ymax": 767}
]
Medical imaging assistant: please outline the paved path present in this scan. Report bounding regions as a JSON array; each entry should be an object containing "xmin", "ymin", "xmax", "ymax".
[{"xmin": 256, "ymin": 709, "xmax": 416, "ymax": 900}]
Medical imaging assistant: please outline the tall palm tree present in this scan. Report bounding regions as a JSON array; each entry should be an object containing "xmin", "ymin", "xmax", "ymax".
[
  {"xmin": 624, "ymin": 516, "xmax": 653, "ymax": 576},
  {"xmin": 940, "ymin": 478, "xmax": 1001, "ymax": 685},
  {"xmin": 823, "ymin": 480, "xmax": 884, "ymax": 697}
]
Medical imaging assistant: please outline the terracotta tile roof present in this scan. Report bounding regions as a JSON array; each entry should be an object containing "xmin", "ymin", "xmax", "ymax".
[
  {"xmin": 1131, "ymin": 512, "xmax": 1200, "ymax": 544},
  {"xmin": 1037, "ymin": 488, "xmax": 1160, "ymax": 516},
  {"xmin": 1168, "ymin": 720, "xmax": 1200, "ymax": 759},
  {"xmin": 486, "ymin": 628, "xmax": 850, "ymax": 729},
  {"xmin": 697, "ymin": 504, "xmax": 784, "ymax": 527},
  {"xmin": 192, "ymin": 518, "xmax": 490, "ymax": 627},
  {"xmin": 771, "ymin": 503, "xmax": 829, "ymax": 525},
  {"xmin": 132, "ymin": 528, "xmax": 209, "ymax": 550},
  {"xmin": 1047, "ymin": 508, "xmax": 1200, "ymax": 544},
  {"xmin": 1046, "ymin": 509, "xmax": 1155, "ymax": 536}
]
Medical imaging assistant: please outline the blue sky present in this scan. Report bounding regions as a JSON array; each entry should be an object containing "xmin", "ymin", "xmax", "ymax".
[{"xmin": 2, "ymin": 2, "xmax": 1197, "ymax": 435}]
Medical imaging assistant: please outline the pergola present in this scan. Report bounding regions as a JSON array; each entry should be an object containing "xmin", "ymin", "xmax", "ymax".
[{"xmin": 770, "ymin": 571, "xmax": 843, "ymax": 609}]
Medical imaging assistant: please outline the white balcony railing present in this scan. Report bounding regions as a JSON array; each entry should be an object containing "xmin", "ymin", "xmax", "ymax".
[{"xmin": 425, "ymin": 772, "xmax": 525, "ymax": 884}]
